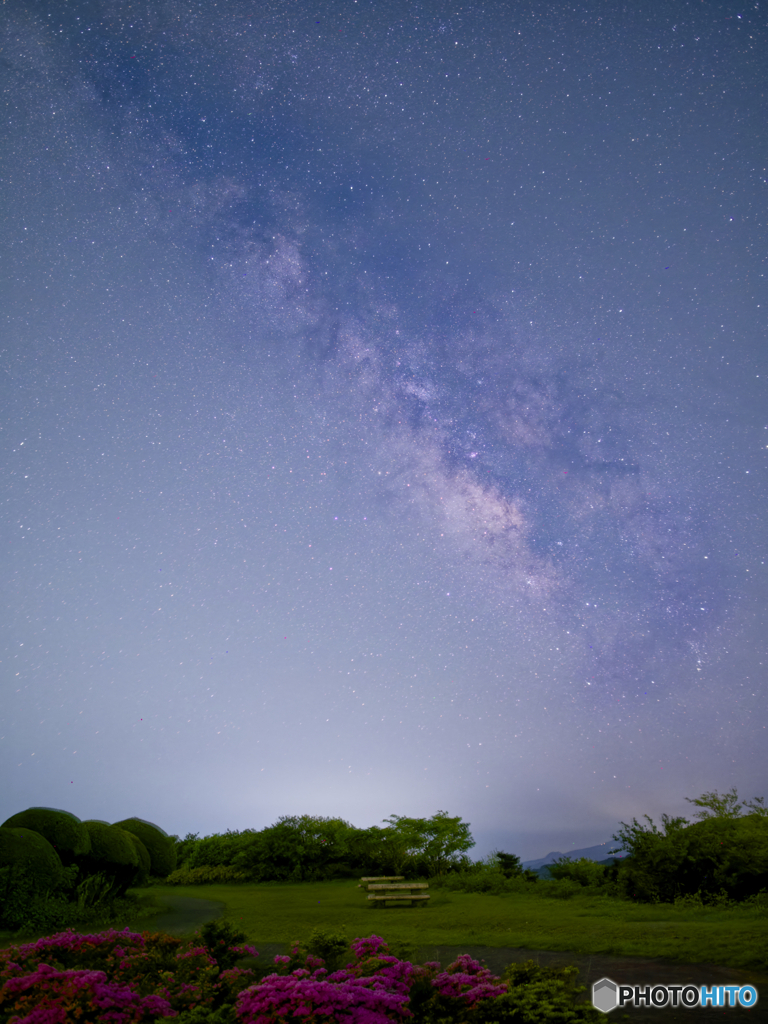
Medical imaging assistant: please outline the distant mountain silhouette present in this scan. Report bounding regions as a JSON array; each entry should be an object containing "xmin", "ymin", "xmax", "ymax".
[{"xmin": 522, "ymin": 840, "xmax": 627, "ymax": 871}]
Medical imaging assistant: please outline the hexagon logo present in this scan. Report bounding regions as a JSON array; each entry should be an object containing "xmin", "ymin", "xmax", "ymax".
[{"xmin": 592, "ymin": 977, "xmax": 618, "ymax": 1013}]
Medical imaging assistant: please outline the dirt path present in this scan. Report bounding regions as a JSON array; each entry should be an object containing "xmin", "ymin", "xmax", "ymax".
[{"xmin": 124, "ymin": 893, "xmax": 226, "ymax": 937}]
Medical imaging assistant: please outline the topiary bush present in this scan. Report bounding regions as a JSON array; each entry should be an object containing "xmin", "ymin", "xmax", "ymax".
[
  {"xmin": 1, "ymin": 807, "xmax": 91, "ymax": 868},
  {"xmin": 123, "ymin": 831, "xmax": 151, "ymax": 888},
  {"xmin": 0, "ymin": 827, "xmax": 65, "ymax": 894},
  {"xmin": 0, "ymin": 828, "xmax": 71, "ymax": 932},
  {"xmin": 77, "ymin": 821, "xmax": 140, "ymax": 897},
  {"xmin": 113, "ymin": 817, "xmax": 177, "ymax": 878}
]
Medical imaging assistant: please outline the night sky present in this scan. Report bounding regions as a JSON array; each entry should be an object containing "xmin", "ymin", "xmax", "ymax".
[{"xmin": 1, "ymin": 0, "xmax": 766, "ymax": 862}]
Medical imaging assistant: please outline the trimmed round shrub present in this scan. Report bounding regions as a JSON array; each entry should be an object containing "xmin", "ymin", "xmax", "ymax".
[
  {"xmin": 1, "ymin": 807, "xmax": 90, "ymax": 867},
  {"xmin": 0, "ymin": 827, "xmax": 65, "ymax": 891},
  {"xmin": 124, "ymin": 831, "xmax": 152, "ymax": 887},
  {"xmin": 78, "ymin": 821, "xmax": 140, "ymax": 897},
  {"xmin": 113, "ymin": 817, "xmax": 177, "ymax": 878}
]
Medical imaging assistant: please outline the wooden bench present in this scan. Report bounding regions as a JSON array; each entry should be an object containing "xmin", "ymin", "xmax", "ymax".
[{"xmin": 360, "ymin": 876, "xmax": 430, "ymax": 907}]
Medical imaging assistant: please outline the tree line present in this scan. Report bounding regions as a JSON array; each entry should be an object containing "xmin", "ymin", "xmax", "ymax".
[{"xmin": 170, "ymin": 810, "xmax": 475, "ymax": 883}]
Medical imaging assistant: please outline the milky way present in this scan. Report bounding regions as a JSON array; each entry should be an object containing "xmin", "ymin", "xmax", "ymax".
[{"xmin": 1, "ymin": 0, "xmax": 766, "ymax": 858}]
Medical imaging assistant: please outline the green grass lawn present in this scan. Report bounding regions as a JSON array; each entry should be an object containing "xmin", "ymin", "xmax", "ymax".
[{"xmin": 121, "ymin": 881, "xmax": 768, "ymax": 973}]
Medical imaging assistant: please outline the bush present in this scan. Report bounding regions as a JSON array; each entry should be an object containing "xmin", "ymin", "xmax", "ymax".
[
  {"xmin": 431, "ymin": 870, "xmax": 531, "ymax": 896},
  {"xmin": 548, "ymin": 856, "xmax": 609, "ymax": 888},
  {"xmin": 0, "ymin": 962, "xmax": 176, "ymax": 1023},
  {"xmin": 177, "ymin": 829, "xmax": 253, "ymax": 872},
  {"xmin": 73, "ymin": 869, "xmax": 123, "ymax": 910},
  {"xmin": 0, "ymin": 927, "xmax": 258, "ymax": 1020},
  {"xmin": 236, "ymin": 815, "xmax": 363, "ymax": 881},
  {"xmin": 0, "ymin": 827, "xmax": 66, "ymax": 897},
  {"xmin": 615, "ymin": 812, "xmax": 768, "ymax": 903},
  {"xmin": 305, "ymin": 927, "xmax": 351, "ymax": 973},
  {"xmin": 0, "ymin": 864, "xmax": 141, "ymax": 935},
  {"xmin": 165, "ymin": 865, "xmax": 250, "ymax": 886},
  {"xmin": 190, "ymin": 919, "xmax": 251, "ymax": 973},
  {"xmin": 496, "ymin": 851, "xmax": 523, "ymax": 878},
  {"xmin": 124, "ymin": 831, "xmax": 152, "ymax": 888},
  {"xmin": 0, "ymin": 864, "xmax": 68, "ymax": 933},
  {"xmin": 0, "ymin": 927, "xmax": 607, "ymax": 1024},
  {"xmin": 409, "ymin": 956, "xmax": 604, "ymax": 1024},
  {"xmin": 114, "ymin": 817, "xmax": 177, "ymax": 878},
  {"xmin": 1, "ymin": 807, "xmax": 91, "ymax": 868},
  {"xmin": 470, "ymin": 959, "xmax": 604, "ymax": 1023},
  {"xmin": 77, "ymin": 821, "xmax": 140, "ymax": 897},
  {"xmin": 535, "ymin": 878, "xmax": 584, "ymax": 900}
]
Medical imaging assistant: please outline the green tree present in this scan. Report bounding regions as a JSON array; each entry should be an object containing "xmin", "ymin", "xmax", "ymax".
[
  {"xmin": 495, "ymin": 852, "xmax": 523, "ymax": 878},
  {"xmin": 613, "ymin": 805, "xmax": 768, "ymax": 902},
  {"xmin": 684, "ymin": 787, "xmax": 768, "ymax": 820},
  {"xmin": 238, "ymin": 815, "xmax": 360, "ymax": 881},
  {"xmin": 383, "ymin": 811, "xmax": 475, "ymax": 875},
  {"xmin": 685, "ymin": 787, "xmax": 742, "ymax": 820},
  {"xmin": 611, "ymin": 813, "xmax": 690, "ymax": 902}
]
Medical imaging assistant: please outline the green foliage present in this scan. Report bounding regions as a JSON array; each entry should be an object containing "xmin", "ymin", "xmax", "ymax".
[
  {"xmin": 114, "ymin": 816, "xmax": 177, "ymax": 877},
  {"xmin": 0, "ymin": 864, "xmax": 69, "ymax": 932},
  {"xmin": 190, "ymin": 918, "xmax": 250, "ymax": 972},
  {"xmin": 173, "ymin": 831, "xmax": 203, "ymax": 866},
  {"xmin": 495, "ymin": 851, "xmax": 523, "ymax": 878},
  {"xmin": 0, "ymin": 807, "xmax": 91, "ymax": 867},
  {"xmin": 412, "ymin": 959, "xmax": 605, "ymax": 1024},
  {"xmin": 158, "ymin": 811, "xmax": 478, "ymax": 882},
  {"xmin": 548, "ymin": 857, "xmax": 609, "ymax": 889},
  {"xmin": 746, "ymin": 796, "xmax": 768, "ymax": 816},
  {"xmin": 231, "ymin": 815, "xmax": 365, "ymax": 881},
  {"xmin": 685, "ymin": 787, "xmax": 742, "ymax": 820},
  {"xmin": 614, "ymin": 811, "xmax": 768, "ymax": 903},
  {"xmin": 0, "ymin": 827, "xmax": 65, "ymax": 895},
  {"xmin": 78, "ymin": 820, "xmax": 140, "ymax": 897},
  {"xmin": 535, "ymin": 879, "xmax": 584, "ymax": 900},
  {"xmin": 484, "ymin": 960, "xmax": 604, "ymax": 1023},
  {"xmin": 166, "ymin": 865, "xmax": 249, "ymax": 885},
  {"xmin": 177, "ymin": 829, "xmax": 252, "ymax": 871},
  {"xmin": 433, "ymin": 870, "xmax": 531, "ymax": 896},
  {"xmin": 303, "ymin": 926, "xmax": 351, "ymax": 972},
  {"xmin": 383, "ymin": 811, "xmax": 475, "ymax": 876},
  {"xmin": 74, "ymin": 869, "xmax": 123, "ymax": 910},
  {"xmin": 0, "ymin": 861, "xmax": 145, "ymax": 936},
  {"xmin": 124, "ymin": 831, "xmax": 152, "ymax": 887},
  {"xmin": 684, "ymin": 786, "xmax": 768, "ymax": 821},
  {"xmin": 173, "ymin": 1007, "xmax": 238, "ymax": 1024}
]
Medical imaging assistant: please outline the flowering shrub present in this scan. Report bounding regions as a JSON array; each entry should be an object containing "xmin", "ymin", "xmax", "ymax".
[
  {"xmin": 0, "ymin": 926, "xmax": 258, "ymax": 1022},
  {"xmin": 0, "ymin": 962, "xmax": 175, "ymax": 1023},
  {"xmin": 235, "ymin": 935, "xmax": 415, "ymax": 1024},
  {"xmin": 428, "ymin": 953, "xmax": 507, "ymax": 1005},
  {"xmin": 235, "ymin": 937, "xmax": 507, "ymax": 1024},
  {"xmin": 1, "ymin": 928, "xmax": 605, "ymax": 1024}
]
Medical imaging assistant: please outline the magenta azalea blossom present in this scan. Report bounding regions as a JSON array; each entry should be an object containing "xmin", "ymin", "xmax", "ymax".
[{"xmin": 1, "ymin": 961, "xmax": 176, "ymax": 1023}]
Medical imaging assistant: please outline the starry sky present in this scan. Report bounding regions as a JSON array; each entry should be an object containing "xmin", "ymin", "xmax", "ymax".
[{"xmin": 1, "ymin": 0, "xmax": 767, "ymax": 863}]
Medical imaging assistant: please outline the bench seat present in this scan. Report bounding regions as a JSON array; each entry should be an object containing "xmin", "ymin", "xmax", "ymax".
[{"xmin": 367, "ymin": 893, "xmax": 430, "ymax": 902}]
